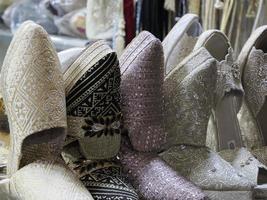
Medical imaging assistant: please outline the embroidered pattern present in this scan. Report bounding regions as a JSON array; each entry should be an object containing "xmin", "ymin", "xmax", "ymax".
[
  {"xmin": 82, "ymin": 113, "xmax": 123, "ymax": 137},
  {"xmin": 1, "ymin": 22, "xmax": 67, "ymax": 175},
  {"xmin": 65, "ymin": 46, "xmax": 122, "ymax": 159},
  {"xmin": 162, "ymin": 48, "xmax": 252, "ymax": 192},
  {"xmin": 243, "ymin": 47, "xmax": 267, "ymax": 116},
  {"xmin": 120, "ymin": 31, "xmax": 166, "ymax": 152},
  {"xmin": 63, "ymin": 148, "xmax": 138, "ymax": 200},
  {"xmin": 66, "ymin": 52, "xmax": 121, "ymax": 118}
]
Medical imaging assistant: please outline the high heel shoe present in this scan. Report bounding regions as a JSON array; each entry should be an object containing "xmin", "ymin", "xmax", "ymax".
[
  {"xmin": 119, "ymin": 30, "xmax": 207, "ymax": 200},
  {"xmin": 0, "ymin": 21, "xmax": 94, "ymax": 200},
  {"xmin": 237, "ymin": 25, "xmax": 267, "ymax": 198},
  {"xmin": 237, "ymin": 25, "xmax": 267, "ymax": 164},
  {"xmin": 194, "ymin": 29, "xmax": 267, "ymax": 198},
  {"xmin": 160, "ymin": 31, "xmax": 254, "ymax": 199}
]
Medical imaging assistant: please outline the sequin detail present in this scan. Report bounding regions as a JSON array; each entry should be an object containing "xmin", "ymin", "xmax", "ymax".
[{"xmin": 120, "ymin": 31, "xmax": 166, "ymax": 152}]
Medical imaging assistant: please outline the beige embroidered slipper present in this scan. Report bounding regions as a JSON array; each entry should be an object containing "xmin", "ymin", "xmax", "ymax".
[
  {"xmin": 0, "ymin": 21, "xmax": 94, "ymax": 200},
  {"xmin": 63, "ymin": 40, "xmax": 121, "ymax": 160},
  {"xmin": 194, "ymin": 29, "xmax": 267, "ymax": 197},
  {"xmin": 0, "ymin": 161, "xmax": 94, "ymax": 200},
  {"xmin": 162, "ymin": 13, "xmax": 202, "ymax": 75},
  {"xmin": 1, "ymin": 21, "xmax": 67, "ymax": 175}
]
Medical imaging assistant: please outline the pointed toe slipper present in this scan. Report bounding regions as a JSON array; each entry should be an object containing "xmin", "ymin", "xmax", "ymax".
[
  {"xmin": 1, "ymin": 21, "xmax": 67, "ymax": 175},
  {"xmin": 82, "ymin": 161, "xmax": 139, "ymax": 200},
  {"xmin": 6, "ymin": 161, "xmax": 93, "ymax": 200},
  {"xmin": 63, "ymin": 147, "xmax": 139, "ymax": 200},
  {"xmin": 119, "ymin": 137, "xmax": 207, "ymax": 200},
  {"xmin": 120, "ymin": 31, "xmax": 166, "ymax": 152},
  {"xmin": 237, "ymin": 26, "xmax": 267, "ymax": 198},
  {"xmin": 63, "ymin": 40, "xmax": 121, "ymax": 160},
  {"xmin": 60, "ymin": 44, "xmax": 138, "ymax": 199},
  {"xmin": 0, "ymin": 21, "xmax": 94, "ymax": 200}
]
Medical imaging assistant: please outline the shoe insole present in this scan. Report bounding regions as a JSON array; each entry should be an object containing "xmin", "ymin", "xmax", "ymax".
[
  {"xmin": 20, "ymin": 128, "xmax": 65, "ymax": 169},
  {"xmin": 204, "ymin": 33, "xmax": 229, "ymax": 62},
  {"xmin": 215, "ymin": 94, "xmax": 242, "ymax": 150},
  {"xmin": 258, "ymin": 167, "xmax": 267, "ymax": 185}
]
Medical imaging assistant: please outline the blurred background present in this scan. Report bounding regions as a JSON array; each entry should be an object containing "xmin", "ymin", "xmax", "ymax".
[{"xmin": 0, "ymin": 0, "xmax": 265, "ymax": 65}]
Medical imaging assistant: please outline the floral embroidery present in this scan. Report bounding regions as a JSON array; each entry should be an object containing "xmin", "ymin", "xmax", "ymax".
[{"xmin": 82, "ymin": 113, "xmax": 123, "ymax": 137}]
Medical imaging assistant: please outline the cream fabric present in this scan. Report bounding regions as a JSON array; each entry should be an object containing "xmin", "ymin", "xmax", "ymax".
[{"xmin": 1, "ymin": 21, "xmax": 67, "ymax": 175}]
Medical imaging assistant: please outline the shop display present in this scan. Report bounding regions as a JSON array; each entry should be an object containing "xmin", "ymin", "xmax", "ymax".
[{"xmin": 0, "ymin": 1, "xmax": 267, "ymax": 200}]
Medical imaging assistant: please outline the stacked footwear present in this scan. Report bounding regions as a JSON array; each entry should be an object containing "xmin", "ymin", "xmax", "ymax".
[
  {"xmin": 1, "ymin": 14, "xmax": 267, "ymax": 200},
  {"xmin": 159, "ymin": 14, "xmax": 267, "ymax": 200}
]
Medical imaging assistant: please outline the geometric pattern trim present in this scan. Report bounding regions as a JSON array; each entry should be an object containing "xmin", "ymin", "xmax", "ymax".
[{"xmin": 64, "ymin": 41, "xmax": 121, "ymax": 159}]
